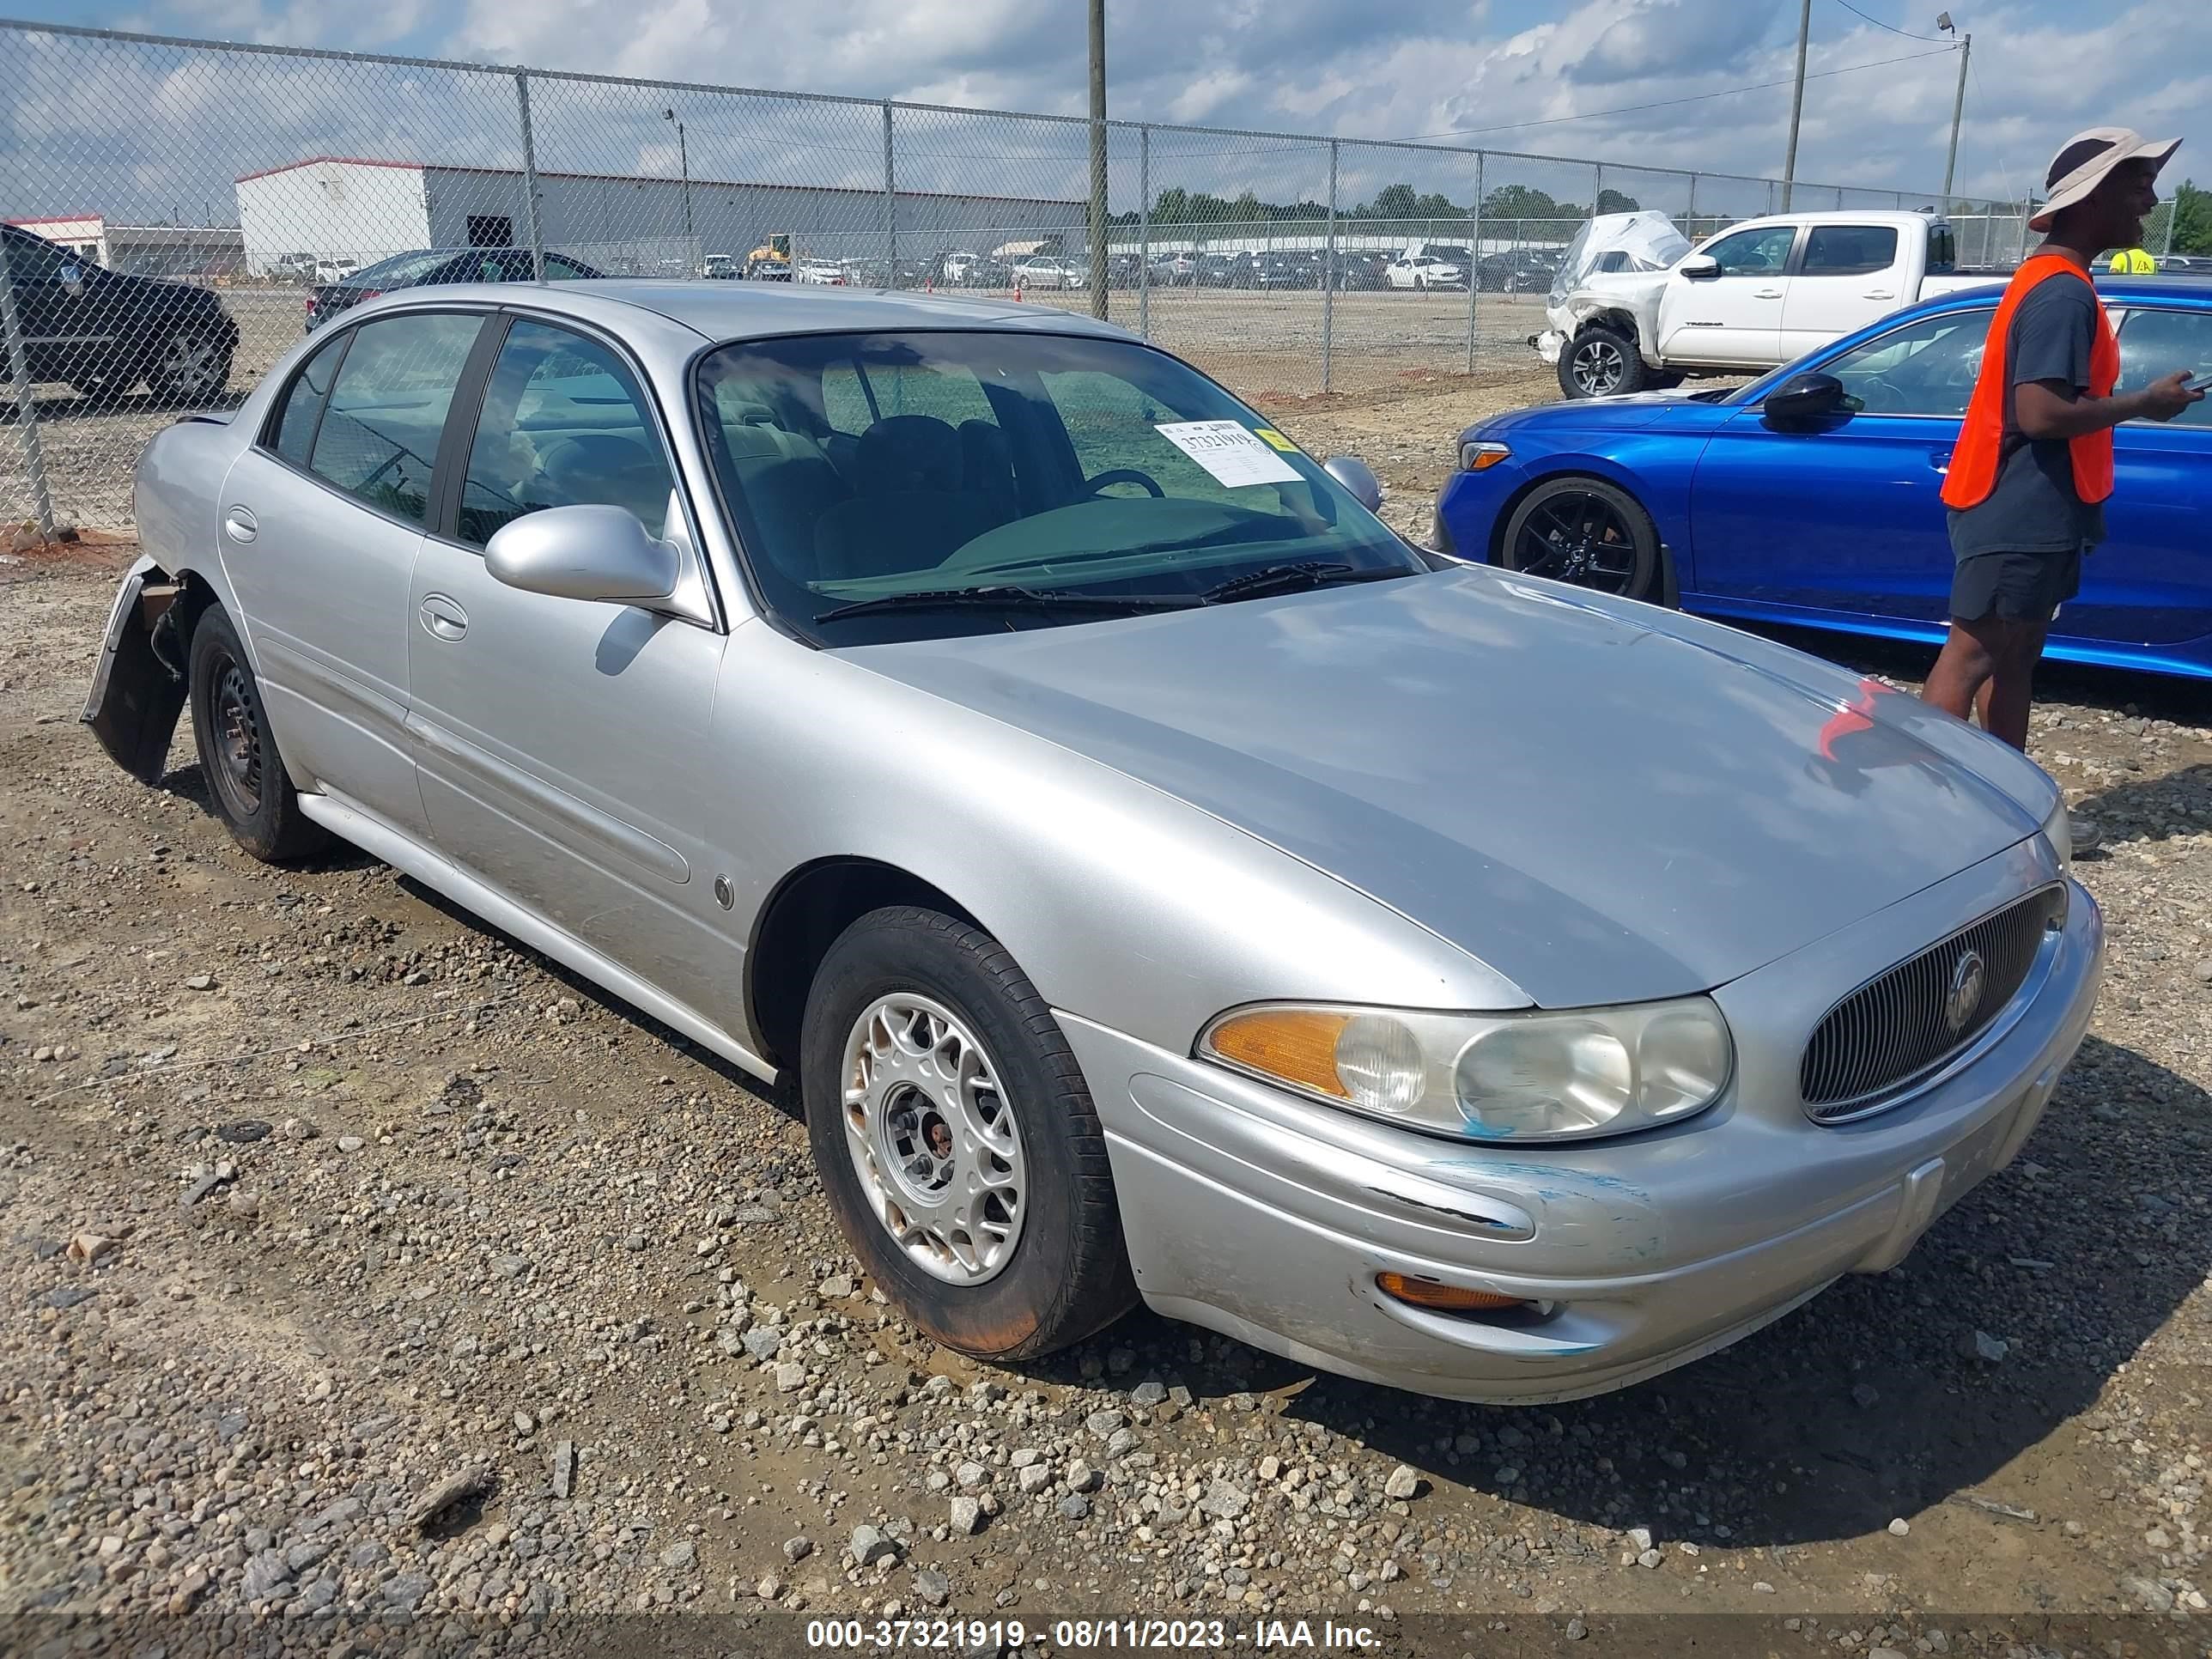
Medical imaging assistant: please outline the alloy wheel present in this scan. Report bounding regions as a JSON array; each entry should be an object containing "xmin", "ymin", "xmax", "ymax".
[
  {"xmin": 840, "ymin": 993, "xmax": 1026, "ymax": 1285},
  {"xmin": 1570, "ymin": 336, "xmax": 1628, "ymax": 397},
  {"xmin": 1512, "ymin": 492, "xmax": 1642, "ymax": 595}
]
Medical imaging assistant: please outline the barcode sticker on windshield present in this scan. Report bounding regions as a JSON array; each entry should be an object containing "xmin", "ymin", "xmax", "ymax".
[{"xmin": 1153, "ymin": 421, "xmax": 1304, "ymax": 487}]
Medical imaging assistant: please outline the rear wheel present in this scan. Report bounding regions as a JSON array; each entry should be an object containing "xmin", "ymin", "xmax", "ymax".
[
  {"xmin": 1559, "ymin": 325, "xmax": 1648, "ymax": 399},
  {"xmin": 188, "ymin": 605, "xmax": 328, "ymax": 862},
  {"xmin": 1498, "ymin": 477, "xmax": 1666, "ymax": 605},
  {"xmin": 800, "ymin": 906, "xmax": 1136, "ymax": 1361},
  {"xmin": 147, "ymin": 330, "xmax": 232, "ymax": 405}
]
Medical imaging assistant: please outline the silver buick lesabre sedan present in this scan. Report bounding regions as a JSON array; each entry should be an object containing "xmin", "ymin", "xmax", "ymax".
[{"xmin": 84, "ymin": 281, "xmax": 2100, "ymax": 1403}]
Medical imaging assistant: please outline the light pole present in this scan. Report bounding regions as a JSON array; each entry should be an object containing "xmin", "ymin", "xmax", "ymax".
[
  {"xmin": 1780, "ymin": 0, "xmax": 1812, "ymax": 210},
  {"xmin": 664, "ymin": 107, "xmax": 694, "ymax": 273},
  {"xmin": 1087, "ymin": 0, "xmax": 1109, "ymax": 322},
  {"xmin": 1936, "ymin": 13, "xmax": 1971, "ymax": 203}
]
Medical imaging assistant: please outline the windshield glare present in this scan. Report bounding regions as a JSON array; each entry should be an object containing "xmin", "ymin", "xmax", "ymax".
[
  {"xmin": 349, "ymin": 250, "xmax": 454, "ymax": 285},
  {"xmin": 695, "ymin": 330, "xmax": 1424, "ymax": 643}
]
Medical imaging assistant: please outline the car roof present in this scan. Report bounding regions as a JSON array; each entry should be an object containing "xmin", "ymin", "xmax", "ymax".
[
  {"xmin": 352, "ymin": 278, "xmax": 1138, "ymax": 343},
  {"xmin": 1923, "ymin": 273, "xmax": 2212, "ymax": 308}
]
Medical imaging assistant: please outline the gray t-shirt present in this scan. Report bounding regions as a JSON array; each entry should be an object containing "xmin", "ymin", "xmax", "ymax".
[{"xmin": 1947, "ymin": 272, "xmax": 2106, "ymax": 559}]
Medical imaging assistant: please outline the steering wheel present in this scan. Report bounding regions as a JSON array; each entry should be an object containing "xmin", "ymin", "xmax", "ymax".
[{"xmin": 1082, "ymin": 468, "xmax": 1164, "ymax": 498}]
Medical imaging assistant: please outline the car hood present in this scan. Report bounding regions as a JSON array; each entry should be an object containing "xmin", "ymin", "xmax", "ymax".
[
  {"xmin": 1462, "ymin": 391, "xmax": 1726, "ymax": 443},
  {"xmin": 843, "ymin": 568, "xmax": 2046, "ymax": 1008}
]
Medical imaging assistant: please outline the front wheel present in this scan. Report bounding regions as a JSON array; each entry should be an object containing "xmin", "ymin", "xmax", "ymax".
[
  {"xmin": 1498, "ymin": 477, "xmax": 1666, "ymax": 604},
  {"xmin": 1559, "ymin": 325, "xmax": 1648, "ymax": 399},
  {"xmin": 801, "ymin": 907, "xmax": 1137, "ymax": 1361}
]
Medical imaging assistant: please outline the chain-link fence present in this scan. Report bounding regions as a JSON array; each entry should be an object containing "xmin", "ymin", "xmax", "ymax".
[{"xmin": 3, "ymin": 17, "xmax": 2028, "ymax": 533}]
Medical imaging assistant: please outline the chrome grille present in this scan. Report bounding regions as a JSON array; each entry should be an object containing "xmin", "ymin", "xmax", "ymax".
[{"xmin": 1800, "ymin": 886, "xmax": 2066, "ymax": 1121}]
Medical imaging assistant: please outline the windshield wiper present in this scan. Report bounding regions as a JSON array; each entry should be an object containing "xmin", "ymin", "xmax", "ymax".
[
  {"xmin": 814, "ymin": 585, "xmax": 1200, "ymax": 623},
  {"xmin": 1195, "ymin": 562, "xmax": 1408, "ymax": 605}
]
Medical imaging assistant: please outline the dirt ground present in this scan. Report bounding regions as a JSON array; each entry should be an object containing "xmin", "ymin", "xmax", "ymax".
[{"xmin": 2, "ymin": 372, "xmax": 2209, "ymax": 1659}]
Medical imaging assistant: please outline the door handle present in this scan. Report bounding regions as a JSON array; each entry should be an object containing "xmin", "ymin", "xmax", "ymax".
[
  {"xmin": 1863, "ymin": 289, "xmax": 1896, "ymax": 300},
  {"xmin": 1929, "ymin": 450, "xmax": 1953, "ymax": 474},
  {"xmin": 1754, "ymin": 288, "xmax": 1784, "ymax": 299},
  {"xmin": 222, "ymin": 506, "xmax": 257, "ymax": 544},
  {"xmin": 418, "ymin": 593, "xmax": 467, "ymax": 641}
]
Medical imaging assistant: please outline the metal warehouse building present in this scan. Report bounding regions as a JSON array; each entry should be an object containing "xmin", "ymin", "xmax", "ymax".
[{"xmin": 234, "ymin": 156, "xmax": 1084, "ymax": 276}]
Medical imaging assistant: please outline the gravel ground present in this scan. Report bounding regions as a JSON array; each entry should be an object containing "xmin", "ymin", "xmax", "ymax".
[{"xmin": 2, "ymin": 373, "xmax": 2209, "ymax": 1659}]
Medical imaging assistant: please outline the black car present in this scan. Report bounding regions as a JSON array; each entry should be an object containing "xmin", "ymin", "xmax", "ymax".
[
  {"xmin": 1107, "ymin": 252, "xmax": 1146, "ymax": 289},
  {"xmin": 1193, "ymin": 253, "xmax": 1240, "ymax": 288},
  {"xmin": 2, "ymin": 223, "xmax": 240, "ymax": 405},
  {"xmin": 305, "ymin": 246, "xmax": 605, "ymax": 332},
  {"xmin": 1327, "ymin": 250, "xmax": 1389, "ymax": 291},
  {"xmin": 1477, "ymin": 249, "xmax": 1560, "ymax": 293},
  {"xmin": 1253, "ymin": 251, "xmax": 1320, "ymax": 289}
]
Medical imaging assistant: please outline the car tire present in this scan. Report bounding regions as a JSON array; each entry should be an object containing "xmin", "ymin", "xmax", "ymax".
[
  {"xmin": 1559, "ymin": 325, "xmax": 1647, "ymax": 400},
  {"xmin": 800, "ymin": 905, "xmax": 1138, "ymax": 1362},
  {"xmin": 187, "ymin": 605, "xmax": 329, "ymax": 863},
  {"xmin": 147, "ymin": 330, "xmax": 234, "ymax": 406},
  {"xmin": 1498, "ymin": 476, "xmax": 1667, "ymax": 605}
]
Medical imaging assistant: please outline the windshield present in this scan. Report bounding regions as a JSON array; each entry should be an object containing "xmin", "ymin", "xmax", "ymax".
[
  {"xmin": 695, "ymin": 330, "xmax": 1425, "ymax": 644},
  {"xmin": 349, "ymin": 249, "xmax": 453, "ymax": 286}
]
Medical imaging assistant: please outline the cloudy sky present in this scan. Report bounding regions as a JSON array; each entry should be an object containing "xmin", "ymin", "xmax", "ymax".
[{"xmin": 10, "ymin": 0, "xmax": 2212, "ymax": 216}]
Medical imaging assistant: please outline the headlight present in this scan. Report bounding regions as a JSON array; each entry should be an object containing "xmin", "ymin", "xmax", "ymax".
[
  {"xmin": 1461, "ymin": 440, "xmax": 1512, "ymax": 472},
  {"xmin": 2040, "ymin": 798, "xmax": 2073, "ymax": 873},
  {"xmin": 1199, "ymin": 998, "xmax": 1733, "ymax": 1142}
]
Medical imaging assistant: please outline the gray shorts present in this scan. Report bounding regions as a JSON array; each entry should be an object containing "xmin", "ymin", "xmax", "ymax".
[{"xmin": 1950, "ymin": 548, "xmax": 2081, "ymax": 624}]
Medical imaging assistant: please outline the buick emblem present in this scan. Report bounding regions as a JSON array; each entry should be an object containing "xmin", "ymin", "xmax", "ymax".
[{"xmin": 1944, "ymin": 949, "xmax": 1987, "ymax": 1036}]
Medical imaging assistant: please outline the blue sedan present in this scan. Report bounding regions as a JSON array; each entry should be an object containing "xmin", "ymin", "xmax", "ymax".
[{"xmin": 1432, "ymin": 276, "xmax": 2212, "ymax": 681}]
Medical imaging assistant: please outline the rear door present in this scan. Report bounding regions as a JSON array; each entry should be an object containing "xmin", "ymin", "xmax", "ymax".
[
  {"xmin": 1688, "ymin": 304, "xmax": 1989, "ymax": 616},
  {"xmin": 1657, "ymin": 223, "xmax": 1798, "ymax": 367},
  {"xmin": 1778, "ymin": 223, "xmax": 1905, "ymax": 360},
  {"xmin": 216, "ymin": 308, "xmax": 485, "ymax": 836},
  {"xmin": 2058, "ymin": 303, "xmax": 2212, "ymax": 645}
]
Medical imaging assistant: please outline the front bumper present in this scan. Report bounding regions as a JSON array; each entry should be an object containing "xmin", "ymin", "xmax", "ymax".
[{"xmin": 1064, "ymin": 844, "xmax": 2100, "ymax": 1404}]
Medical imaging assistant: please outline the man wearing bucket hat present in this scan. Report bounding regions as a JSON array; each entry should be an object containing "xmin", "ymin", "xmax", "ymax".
[{"xmin": 1925, "ymin": 128, "xmax": 2203, "ymax": 750}]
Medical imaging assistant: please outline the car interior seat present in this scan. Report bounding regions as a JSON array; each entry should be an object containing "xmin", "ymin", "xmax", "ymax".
[{"xmin": 811, "ymin": 414, "xmax": 1006, "ymax": 581}]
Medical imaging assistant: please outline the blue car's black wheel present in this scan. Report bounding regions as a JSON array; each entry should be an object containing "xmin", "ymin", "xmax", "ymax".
[{"xmin": 1499, "ymin": 477, "xmax": 1665, "ymax": 605}]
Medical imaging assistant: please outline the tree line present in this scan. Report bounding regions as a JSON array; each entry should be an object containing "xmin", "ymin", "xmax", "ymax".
[{"xmin": 1116, "ymin": 182, "xmax": 1644, "ymax": 226}]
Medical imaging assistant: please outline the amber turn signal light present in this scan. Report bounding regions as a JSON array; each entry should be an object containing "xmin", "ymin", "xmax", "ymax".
[{"xmin": 1376, "ymin": 1272, "xmax": 1528, "ymax": 1314}]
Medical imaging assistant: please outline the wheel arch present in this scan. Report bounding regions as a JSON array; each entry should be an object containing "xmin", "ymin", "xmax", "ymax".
[
  {"xmin": 745, "ymin": 856, "xmax": 987, "ymax": 1072},
  {"xmin": 1486, "ymin": 466, "xmax": 1680, "ymax": 608}
]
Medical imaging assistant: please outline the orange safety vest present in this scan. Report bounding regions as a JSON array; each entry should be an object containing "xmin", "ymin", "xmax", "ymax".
[{"xmin": 1942, "ymin": 252, "xmax": 2119, "ymax": 512}]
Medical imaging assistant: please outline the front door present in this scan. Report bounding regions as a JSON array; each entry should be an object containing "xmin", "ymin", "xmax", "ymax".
[
  {"xmin": 404, "ymin": 313, "xmax": 734, "ymax": 1021},
  {"xmin": 2, "ymin": 227, "xmax": 114, "ymax": 385},
  {"xmin": 1657, "ymin": 222, "xmax": 1799, "ymax": 368},
  {"xmin": 216, "ymin": 309, "xmax": 483, "ymax": 836},
  {"xmin": 2056, "ymin": 304, "xmax": 2212, "ymax": 646},
  {"xmin": 1688, "ymin": 305, "xmax": 1990, "ymax": 617}
]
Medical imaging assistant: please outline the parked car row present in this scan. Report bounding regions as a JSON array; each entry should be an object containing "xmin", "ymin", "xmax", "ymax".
[{"xmin": 86, "ymin": 271, "xmax": 2103, "ymax": 1415}]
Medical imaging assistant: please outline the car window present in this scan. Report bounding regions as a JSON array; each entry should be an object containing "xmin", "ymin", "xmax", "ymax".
[
  {"xmin": 457, "ymin": 319, "xmax": 677, "ymax": 547},
  {"xmin": 349, "ymin": 249, "xmax": 454, "ymax": 287},
  {"xmin": 696, "ymin": 329, "xmax": 1422, "ymax": 647},
  {"xmin": 544, "ymin": 256, "xmax": 591, "ymax": 280},
  {"xmin": 3, "ymin": 228, "xmax": 71, "ymax": 282},
  {"xmin": 1822, "ymin": 307, "xmax": 1990, "ymax": 416},
  {"xmin": 1926, "ymin": 223, "xmax": 1957, "ymax": 274},
  {"xmin": 307, "ymin": 313, "xmax": 480, "ymax": 525},
  {"xmin": 1703, "ymin": 226, "xmax": 1798, "ymax": 275},
  {"xmin": 2116, "ymin": 308, "xmax": 2212, "ymax": 428},
  {"xmin": 1800, "ymin": 225, "xmax": 1899, "ymax": 277},
  {"xmin": 270, "ymin": 329, "xmax": 350, "ymax": 465}
]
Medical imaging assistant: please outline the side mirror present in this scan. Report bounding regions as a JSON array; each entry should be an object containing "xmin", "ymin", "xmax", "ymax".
[
  {"xmin": 58, "ymin": 263, "xmax": 83, "ymax": 294},
  {"xmin": 484, "ymin": 503, "xmax": 681, "ymax": 606},
  {"xmin": 1680, "ymin": 254, "xmax": 1720, "ymax": 282},
  {"xmin": 1763, "ymin": 371, "xmax": 1849, "ymax": 428},
  {"xmin": 1324, "ymin": 454, "xmax": 1384, "ymax": 514}
]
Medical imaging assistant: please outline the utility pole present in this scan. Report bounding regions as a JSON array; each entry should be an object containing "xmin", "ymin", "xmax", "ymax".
[
  {"xmin": 1938, "ymin": 14, "xmax": 1971, "ymax": 201},
  {"xmin": 1780, "ymin": 0, "xmax": 1812, "ymax": 210},
  {"xmin": 665, "ymin": 109, "xmax": 694, "ymax": 272},
  {"xmin": 1087, "ymin": 0, "xmax": 1109, "ymax": 321}
]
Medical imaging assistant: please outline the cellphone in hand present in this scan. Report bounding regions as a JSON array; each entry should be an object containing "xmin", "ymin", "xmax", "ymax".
[{"xmin": 2185, "ymin": 371, "xmax": 2212, "ymax": 394}]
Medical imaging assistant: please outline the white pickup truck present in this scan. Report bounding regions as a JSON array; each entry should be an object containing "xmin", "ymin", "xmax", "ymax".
[{"xmin": 1538, "ymin": 210, "xmax": 2003, "ymax": 398}]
